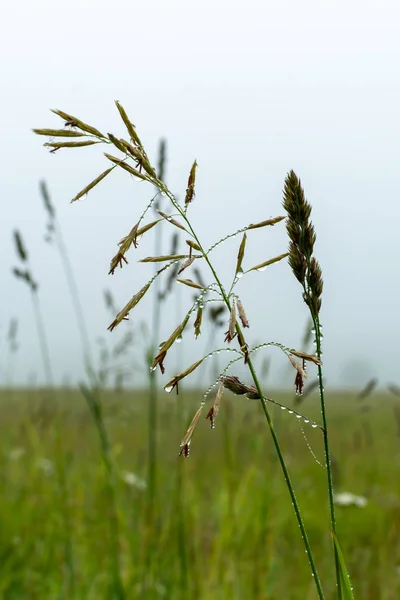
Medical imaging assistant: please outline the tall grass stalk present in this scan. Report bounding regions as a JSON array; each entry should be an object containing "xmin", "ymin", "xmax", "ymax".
[
  {"xmin": 39, "ymin": 184, "xmax": 128, "ymax": 594},
  {"xmin": 33, "ymin": 103, "xmax": 355, "ymax": 598},
  {"xmin": 80, "ymin": 385, "xmax": 125, "ymax": 599},
  {"xmin": 40, "ymin": 181, "xmax": 95, "ymax": 382},
  {"xmin": 12, "ymin": 230, "xmax": 75, "ymax": 595},
  {"xmin": 283, "ymin": 171, "xmax": 352, "ymax": 598}
]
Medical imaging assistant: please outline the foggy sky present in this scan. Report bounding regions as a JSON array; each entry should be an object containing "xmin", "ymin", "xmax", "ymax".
[{"xmin": 1, "ymin": 0, "xmax": 400, "ymax": 389}]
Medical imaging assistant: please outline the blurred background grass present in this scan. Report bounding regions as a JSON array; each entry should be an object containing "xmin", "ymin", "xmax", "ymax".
[{"xmin": 0, "ymin": 388, "xmax": 398, "ymax": 599}]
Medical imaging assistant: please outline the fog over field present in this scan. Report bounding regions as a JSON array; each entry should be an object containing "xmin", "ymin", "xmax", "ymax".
[{"xmin": 1, "ymin": 0, "xmax": 400, "ymax": 387}]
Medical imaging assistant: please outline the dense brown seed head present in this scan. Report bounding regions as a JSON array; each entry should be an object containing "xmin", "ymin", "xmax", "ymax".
[{"xmin": 283, "ymin": 170, "xmax": 323, "ymax": 314}]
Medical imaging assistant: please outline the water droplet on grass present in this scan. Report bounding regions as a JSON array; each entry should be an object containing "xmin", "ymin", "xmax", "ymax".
[{"xmin": 164, "ymin": 385, "xmax": 173, "ymax": 393}]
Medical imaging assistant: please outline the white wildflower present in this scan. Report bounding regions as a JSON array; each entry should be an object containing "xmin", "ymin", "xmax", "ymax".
[{"xmin": 334, "ymin": 492, "xmax": 368, "ymax": 508}]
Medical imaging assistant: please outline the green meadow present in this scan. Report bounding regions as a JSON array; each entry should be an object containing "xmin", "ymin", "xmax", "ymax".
[{"xmin": 0, "ymin": 387, "xmax": 398, "ymax": 599}]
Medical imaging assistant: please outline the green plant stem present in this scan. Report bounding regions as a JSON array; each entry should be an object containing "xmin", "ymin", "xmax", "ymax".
[
  {"xmin": 311, "ymin": 311, "xmax": 343, "ymax": 600},
  {"xmin": 175, "ymin": 455, "xmax": 189, "ymax": 597},
  {"xmin": 31, "ymin": 289, "xmax": 75, "ymax": 594},
  {"xmin": 80, "ymin": 386, "xmax": 125, "ymax": 599},
  {"xmin": 146, "ymin": 206, "xmax": 164, "ymax": 523},
  {"xmin": 166, "ymin": 191, "xmax": 325, "ymax": 599}
]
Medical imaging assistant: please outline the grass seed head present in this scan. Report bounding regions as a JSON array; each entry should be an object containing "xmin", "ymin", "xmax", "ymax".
[
  {"xmin": 109, "ymin": 251, "xmax": 128, "ymax": 275},
  {"xmin": 157, "ymin": 139, "xmax": 167, "ymax": 181},
  {"xmin": 39, "ymin": 181, "xmax": 55, "ymax": 219},
  {"xmin": 108, "ymin": 282, "xmax": 151, "ymax": 331},
  {"xmin": 115, "ymin": 101, "xmax": 142, "ymax": 148},
  {"xmin": 71, "ymin": 167, "xmax": 115, "ymax": 203},
  {"xmin": 51, "ymin": 109, "xmax": 105, "ymax": 138},
  {"xmin": 151, "ymin": 314, "xmax": 191, "ymax": 372},
  {"xmin": 283, "ymin": 170, "xmax": 323, "ymax": 314},
  {"xmin": 179, "ymin": 406, "xmax": 203, "ymax": 457},
  {"xmin": 185, "ymin": 160, "xmax": 197, "ymax": 206},
  {"xmin": 32, "ymin": 128, "xmax": 86, "ymax": 138},
  {"xmin": 178, "ymin": 256, "xmax": 196, "ymax": 275},
  {"xmin": 236, "ymin": 233, "xmax": 247, "ymax": 275},
  {"xmin": 13, "ymin": 230, "xmax": 28, "ymax": 262},
  {"xmin": 164, "ymin": 359, "xmax": 205, "ymax": 394},
  {"xmin": 224, "ymin": 301, "xmax": 237, "ymax": 343},
  {"xmin": 247, "ymin": 215, "xmax": 286, "ymax": 229},
  {"xmin": 206, "ymin": 384, "xmax": 224, "ymax": 429},
  {"xmin": 194, "ymin": 306, "xmax": 203, "ymax": 338},
  {"xmin": 220, "ymin": 375, "xmax": 249, "ymax": 396},
  {"xmin": 289, "ymin": 349, "xmax": 322, "ymax": 365},
  {"xmin": 176, "ymin": 278, "xmax": 205, "ymax": 290},
  {"xmin": 236, "ymin": 299, "xmax": 249, "ymax": 328}
]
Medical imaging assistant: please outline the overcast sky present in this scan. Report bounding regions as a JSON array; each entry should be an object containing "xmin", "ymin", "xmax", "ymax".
[{"xmin": 1, "ymin": 0, "xmax": 400, "ymax": 389}]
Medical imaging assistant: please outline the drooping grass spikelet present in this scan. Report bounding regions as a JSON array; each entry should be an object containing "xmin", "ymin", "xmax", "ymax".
[{"xmin": 179, "ymin": 406, "xmax": 203, "ymax": 457}]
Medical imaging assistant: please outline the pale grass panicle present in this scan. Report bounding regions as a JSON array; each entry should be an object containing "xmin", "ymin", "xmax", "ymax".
[{"xmin": 34, "ymin": 101, "xmax": 354, "ymax": 599}]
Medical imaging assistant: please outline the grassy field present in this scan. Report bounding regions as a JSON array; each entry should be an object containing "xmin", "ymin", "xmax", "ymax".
[{"xmin": 0, "ymin": 387, "xmax": 398, "ymax": 599}]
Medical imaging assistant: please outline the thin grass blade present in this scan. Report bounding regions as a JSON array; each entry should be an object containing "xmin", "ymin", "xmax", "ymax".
[{"xmin": 332, "ymin": 532, "xmax": 355, "ymax": 599}]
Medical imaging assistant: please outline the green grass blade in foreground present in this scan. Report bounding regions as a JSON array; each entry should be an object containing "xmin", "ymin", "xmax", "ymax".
[{"xmin": 332, "ymin": 533, "xmax": 355, "ymax": 599}]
